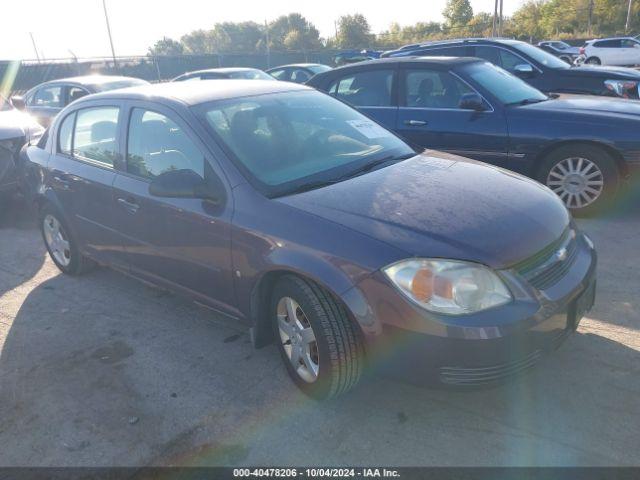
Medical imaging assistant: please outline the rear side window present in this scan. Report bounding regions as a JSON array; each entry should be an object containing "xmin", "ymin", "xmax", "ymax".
[
  {"xmin": 269, "ymin": 69, "xmax": 288, "ymax": 80},
  {"xmin": 291, "ymin": 69, "xmax": 312, "ymax": 83},
  {"xmin": 58, "ymin": 113, "xmax": 75, "ymax": 155},
  {"xmin": 594, "ymin": 40, "xmax": 622, "ymax": 48},
  {"xmin": 126, "ymin": 108, "xmax": 204, "ymax": 180},
  {"xmin": 73, "ymin": 107, "xmax": 119, "ymax": 166},
  {"xmin": 328, "ymin": 69, "xmax": 394, "ymax": 107},
  {"xmin": 421, "ymin": 46, "xmax": 467, "ymax": 57}
]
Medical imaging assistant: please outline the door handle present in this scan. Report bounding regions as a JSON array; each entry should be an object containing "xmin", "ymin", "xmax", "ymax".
[
  {"xmin": 404, "ymin": 120, "xmax": 428, "ymax": 126},
  {"xmin": 53, "ymin": 175, "xmax": 71, "ymax": 190},
  {"xmin": 117, "ymin": 197, "xmax": 140, "ymax": 214}
]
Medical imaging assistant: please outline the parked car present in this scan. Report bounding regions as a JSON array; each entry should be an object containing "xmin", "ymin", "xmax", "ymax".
[
  {"xmin": 266, "ymin": 64, "xmax": 332, "ymax": 83},
  {"xmin": 334, "ymin": 50, "xmax": 382, "ymax": 66},
  {"xmin": 381, "ymin": 38, "xmax": 640, "ymax": 99},
  {"xmin": 307, "ymin": 57, "xmax": 640, "ymax": 214},
  {"xmin": 11, "ymin": 75, "xmax": 149, "ymax": 128},
  {"xmin": 0, "ymin": 95, "xmax": 44, "ymax": 202},
  {"xmin": 22, "ymin": 80, "xmax": 596, "ymax": 398},
  {"xmin": 172, "ymin": 68, "xmax": 274, "ymax": 82},
  {"xmin": 537, "ymin": 41, "xmax": 581, "ymax": 64},
  {"xmin": 581, "ymin": 37, "xmax": 640, "ymax": 66}
]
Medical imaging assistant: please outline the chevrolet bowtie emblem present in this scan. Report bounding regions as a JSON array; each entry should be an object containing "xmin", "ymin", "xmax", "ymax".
[{"xmin": 556, "ymin": 247, "xmax": 568, "ymax": 262}]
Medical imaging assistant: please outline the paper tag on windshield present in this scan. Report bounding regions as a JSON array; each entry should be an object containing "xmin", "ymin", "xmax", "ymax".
[{"xmin": 347, "ymin": 120, "xmax": 392, "ymax": 139}]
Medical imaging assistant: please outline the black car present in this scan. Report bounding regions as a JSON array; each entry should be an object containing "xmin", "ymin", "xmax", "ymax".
[
  {"xmin": 307, "ymin": 57, "xmax": 640, "ymax": 214},
  {"xmin": 0, "ymin": 95, "xmax": 44, "ymax": 202},
  {"xmin": 537, "ymin": 41, "xmax": 581, "ymax": 64},
  {"xmin": 381, "ymin": 38, "xmax": 640, "ymax": 99},
  {"xmin": 172, "ymin": 68, "xmax": 274, "ymax": 82},
  {"xmin": 11, "ymin": 75, "xmax": 149, "ymax": 128},
  {"xmin": 266, "ymin": 64, "xmax": 332, "ymax": 84}
]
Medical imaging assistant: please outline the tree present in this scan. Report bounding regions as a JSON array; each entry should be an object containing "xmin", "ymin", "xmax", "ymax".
[
  {"xmin": 148, "ymin": 37, "xmax": 184, "ymax": 56},
  {"xmin": 443, "ymin": 0, "xmax": 473, "ymax": 28},
  {"xmin": 268, "ymin": 13, "xmax": 322, "ymax": 51},
  {"xmin": 336, "ymin": 14, "xmax": 372, "ymax": 49},
  {"xmin": 180, "ymin": 29, "xmax": 217, "ymax": 54}
]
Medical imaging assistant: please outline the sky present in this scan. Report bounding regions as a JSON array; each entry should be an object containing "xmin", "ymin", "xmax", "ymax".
[{"xmin": 0, "ymin": 0, "xmax": 521, "ymax": 61}]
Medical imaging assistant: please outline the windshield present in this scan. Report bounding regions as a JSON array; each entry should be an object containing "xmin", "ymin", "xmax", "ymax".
[
  {"xmin": 196, "ymin": 90, "xmax": 414, "ymax": 197},
  {"xmin": 552, "ymin": 41, "xmax": 571, "ymax": 50},
  {"xmin": 464, "ymin": 62, "xmax": 548, "ymax": 105},
  {"xmin": 95, "ymin": 79, "xmax": 149, "ymax": 92},
  {"xmin": 0, "ymin": 95, "xmax": 12, "ymax": 111},
  {"xmin": 228, "ymin": 70, "xmax": 273, "ymax": 80},
  {"xmin": 510, "ymin": 41, "xmax": 570, "ymax": 69},
  {"xmin": 307, "ymin": 65, "xmax": 332, "ymax": 75}
]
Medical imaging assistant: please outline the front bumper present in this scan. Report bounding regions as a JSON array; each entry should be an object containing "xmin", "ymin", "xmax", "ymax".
[{"xmin": 351, "ymin": 232, "xmax": 597, "ymax": 386}]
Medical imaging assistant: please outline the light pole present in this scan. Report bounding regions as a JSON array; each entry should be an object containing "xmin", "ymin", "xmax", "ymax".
[
  {"xmin": 626, "ymin": 0, "xmax": 633, "ymax": 33},
  {"xmin": 29, "ymin": 32, "xmax": 41, "ymax": 62},
  {"xmin": 102, "ymin": 0, "xmax": 118, "ymax": 68}
]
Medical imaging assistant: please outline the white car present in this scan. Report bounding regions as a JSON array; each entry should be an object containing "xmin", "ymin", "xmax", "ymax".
[{"xmin": 581, "ymin": 37, "xmax": 640, "ymax": 66}]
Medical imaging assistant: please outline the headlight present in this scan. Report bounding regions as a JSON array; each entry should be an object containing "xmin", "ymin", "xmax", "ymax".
[
  {"xmin": 383, "ymin": 259, "xmax": 512, "ymax": 315},
  {"xmin": 604, "ymin": 79, "xmax": 639, "ymax": 99}
]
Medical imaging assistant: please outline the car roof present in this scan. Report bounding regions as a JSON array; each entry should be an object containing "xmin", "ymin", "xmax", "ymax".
[
  {"xmin": 326, "ymin": 56, "xmax": 482, "ymax": 72},
  {"xmin": 75, "ymin": 79, "xmax": 309, "ymax": 107},
  {"xmin": 181, "ymin": 67, "xmax": 263, "ymax": 75},
  {"xmin": 268, "ymin": 63, "xmax": 325, "ymax": 69},
  {"xmin": 394, "ymin": 37, "xmax": 524, "ymax": 50},
  {"xmin": 592, "ymin": 36, "xmax": 638, "ymax": 41},
  {"xmin": 36, "ymin": 75, "xmax": 144, "ymax": 89}
]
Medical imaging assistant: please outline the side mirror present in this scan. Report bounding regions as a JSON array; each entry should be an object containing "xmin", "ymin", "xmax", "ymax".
[
  {"xmin": 11, "ymin": 96, "xmax": 26, "ymax": 110},
  {"xmin": 458, "ymin": 93, "xmax": 486, "ymax": 111},
  {"xmin": 513, "ymin": 64, "xmax": 535, "ymax": 78},
  {"xmin": 149, "ymin": 169, "xmax": 222, "ymax": 203}
]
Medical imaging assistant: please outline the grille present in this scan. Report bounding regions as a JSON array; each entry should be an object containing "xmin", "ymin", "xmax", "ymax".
[
  {"xmin": 439, "ymin": 350, "xmax": 543, "ymax": 386},
  {"xmin": 513, "ymin": 228, "xmax": 578, "ymax": 291}
]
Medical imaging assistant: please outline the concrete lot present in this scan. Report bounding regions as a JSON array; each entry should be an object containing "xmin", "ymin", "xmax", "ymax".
[{"xmin": 0, "ymin": 195, "xmax": 639, "ymax": 467}]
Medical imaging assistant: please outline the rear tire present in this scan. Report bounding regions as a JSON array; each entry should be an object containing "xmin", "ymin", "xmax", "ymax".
[
  {"xmin": 537, "ymin": 145, "xmax": 619, "ymax": 216},
  {"xmin": 40, "ymin": 203, "xmax": 95, "ymax": 275},
  {"xmin": 585, "ymin": 57, "xmax": 601, "ymax": 65},
  {"xmin": 270, "ymin": 275, "xmax": 363, "ymax": 400}
]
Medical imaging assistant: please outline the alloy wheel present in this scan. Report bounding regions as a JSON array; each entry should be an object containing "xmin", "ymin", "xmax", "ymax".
[
  {"xmin": 276, "ymin": 296, "xmax": 319, "ymax": 383},
  {"xmin": 546, "ymin": 157, "xmax": 604, "ymax": 209},
  {"xmin": 43, "ymin": 214, "xmax": 71, "ymax": 267}
]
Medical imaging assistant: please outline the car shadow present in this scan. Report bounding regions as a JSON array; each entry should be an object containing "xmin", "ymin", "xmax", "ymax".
[
  {"xmin": 0, "ymin": 195, "xmax": 46, "ymax": 299},
  {"xmin": 0, "ymin": 266, "xmax": 639, "ymax": 467}
]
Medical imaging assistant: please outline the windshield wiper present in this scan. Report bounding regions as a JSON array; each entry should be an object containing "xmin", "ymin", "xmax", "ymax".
[
  {"xmin": 507, "ymin": 97, "xmax": 548, "ymax": 106},
  {"xmin": 281, "ymin": 153, "xmax": 416, "ymax": 197}
]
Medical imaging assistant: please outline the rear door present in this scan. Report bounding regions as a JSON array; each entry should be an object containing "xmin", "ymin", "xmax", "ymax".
[
  {"xmin": 325, "ymin": 66, "xmax": 398, "ymax": 130},
  {"xmin": 111, "ymin": 102, "xmax": 236, "ymax": 313},
  {"xmin": 620, "ymin": 39, "xmax": 640, "ymax": 65},
  {"xmin": 395, "ymin": 65, "xmax": 509, "ymax": 165},
  {"xmin": 47, "ymin": 102, "xmax": 125, "ymax": 266}
]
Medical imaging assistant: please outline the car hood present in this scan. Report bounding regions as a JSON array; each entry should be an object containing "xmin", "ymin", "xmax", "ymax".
[
  {"xmin": 561, "ymin": 65, "xmax": 640, "ymax": 80},
  {"xmin": 0, "ymin": 109, "xmax": 43, "ymax": 141},
  {"xmin": 278, "ymin": 152, "xmax": 570, "ymax": 270},
  {"xmin": 521, "ymin": 94, "xmax": 640, "ymax": 118}
]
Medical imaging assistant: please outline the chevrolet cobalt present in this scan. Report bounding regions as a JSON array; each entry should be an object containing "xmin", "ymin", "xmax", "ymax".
[{"xmin": 22, "ymin": 81, "xmax": 596, "ymax": 399}]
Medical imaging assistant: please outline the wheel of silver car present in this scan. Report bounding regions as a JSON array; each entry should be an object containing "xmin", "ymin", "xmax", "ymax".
[
  {"xmin": 538, "ymin": 145, "xmax": 619, "ymax": 216},
  {"xmin": 271, "ymin": 275, "xmax": 364, "ymax": 400},
  {"xmin": 43, "ymin": 214, "xmax": 71, "ymax": 267},
  {"xmin": 585, "ymin": 57, "xmax": 601, "ymax": 65},
  {"xmin": 277, "ymin": 296, "xmax": 319, "ymax": 383},
  {"xmin": 40, "ymin": 203, "xmax": 95, "ymax": 275},
  {"xmin": 546, "ymin": 157, "xmax": 604, "ymax": 209}
]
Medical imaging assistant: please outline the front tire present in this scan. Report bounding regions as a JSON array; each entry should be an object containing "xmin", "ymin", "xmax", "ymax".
[
  {"xmin": 271, "ymin": 275, "xmax": 363, "ymax": 400},
  {"xmin": 585, "ymin": 56, "xmax": 601, "ymax": 65},
  {"xmin": 40, "ymin": 203, "xmax": 95, "ymax": 275},
  {"xmin": 537, "ymin": 145, "xmax": 619, "ymax": 216}
]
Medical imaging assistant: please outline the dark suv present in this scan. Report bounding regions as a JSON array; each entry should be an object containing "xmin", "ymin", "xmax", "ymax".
[{"xmin": 381, "ymin": 38, "xmax": 640, "ymax": 99}]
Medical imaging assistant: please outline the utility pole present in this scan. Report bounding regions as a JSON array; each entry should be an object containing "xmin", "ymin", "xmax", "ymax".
[
  {"xmin": 587, "ymin": 0, "xmax": 594, "ymax": 36},
  {"xmin": 626, "ymin": 0, "xmax": 633, "ymax": 33},
  {"xmin": 264, "ymin": 20, "xmax": 271, "ymax": 69},
  {"xmin": 492, "ymin": 0, "xmax": 499, "ymax": 37},
  {"xmin": 102, "ymin": 0, "xmax": 118, "ymax": 68},
  {"xmin": 29, "ymin": 32, "xmax": 41, "ymax": 62},
  {"xmin": 498, "ymin": 0, "xmax": 504, "ymax": 36}
]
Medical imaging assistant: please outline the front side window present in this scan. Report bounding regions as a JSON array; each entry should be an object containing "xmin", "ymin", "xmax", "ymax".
[
  {"xmin": 463, "ymin": 62, "xmax": 547, "ymax": 106},
  {"xmin": 621, "ymin": 39, "xmax": 640, "ymax": 48},
  {"xmin": 291, "ymin": 69, "xmax": 312, "ymax": 83},
  {"xmin": 196, "ymin": 90, "xmax": 414, "ymax": 197},
  {"xmin": 68, "ymin": 87, "xmax": 89, "ymax": 104},
  {"xmin": 33, "ymin": 86, "xmax": 62, "ymax": 107},
  {"xmin": 58, "ymin": 112, "xmax": 75, "ymax": 155},
  {"xmin": 405, "ymin": 69, "xmax": 474, "ymax": 109},
  {"xmin": 328, "ymin": 69, "xmax": 394, "ymax": 107},
  {"xmin": 73, "ymin": 107, "xmax": 119, "ymax": 166},
  {"xmin": 268, "ymin": 69, "xmax": 289, "ymax": 80},
  {"xmin": 127, "ymin": 108, "xmax": 204, "ymax": 180}
]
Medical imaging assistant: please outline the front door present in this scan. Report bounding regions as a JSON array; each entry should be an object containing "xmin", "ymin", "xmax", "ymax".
[
  {"xmin": 395, "ymin": 66, "xmax": 509, "ymax": 166},
  {"xmin": 111, "ymin": 104, "xmax": 236, "ymax": 313}
]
